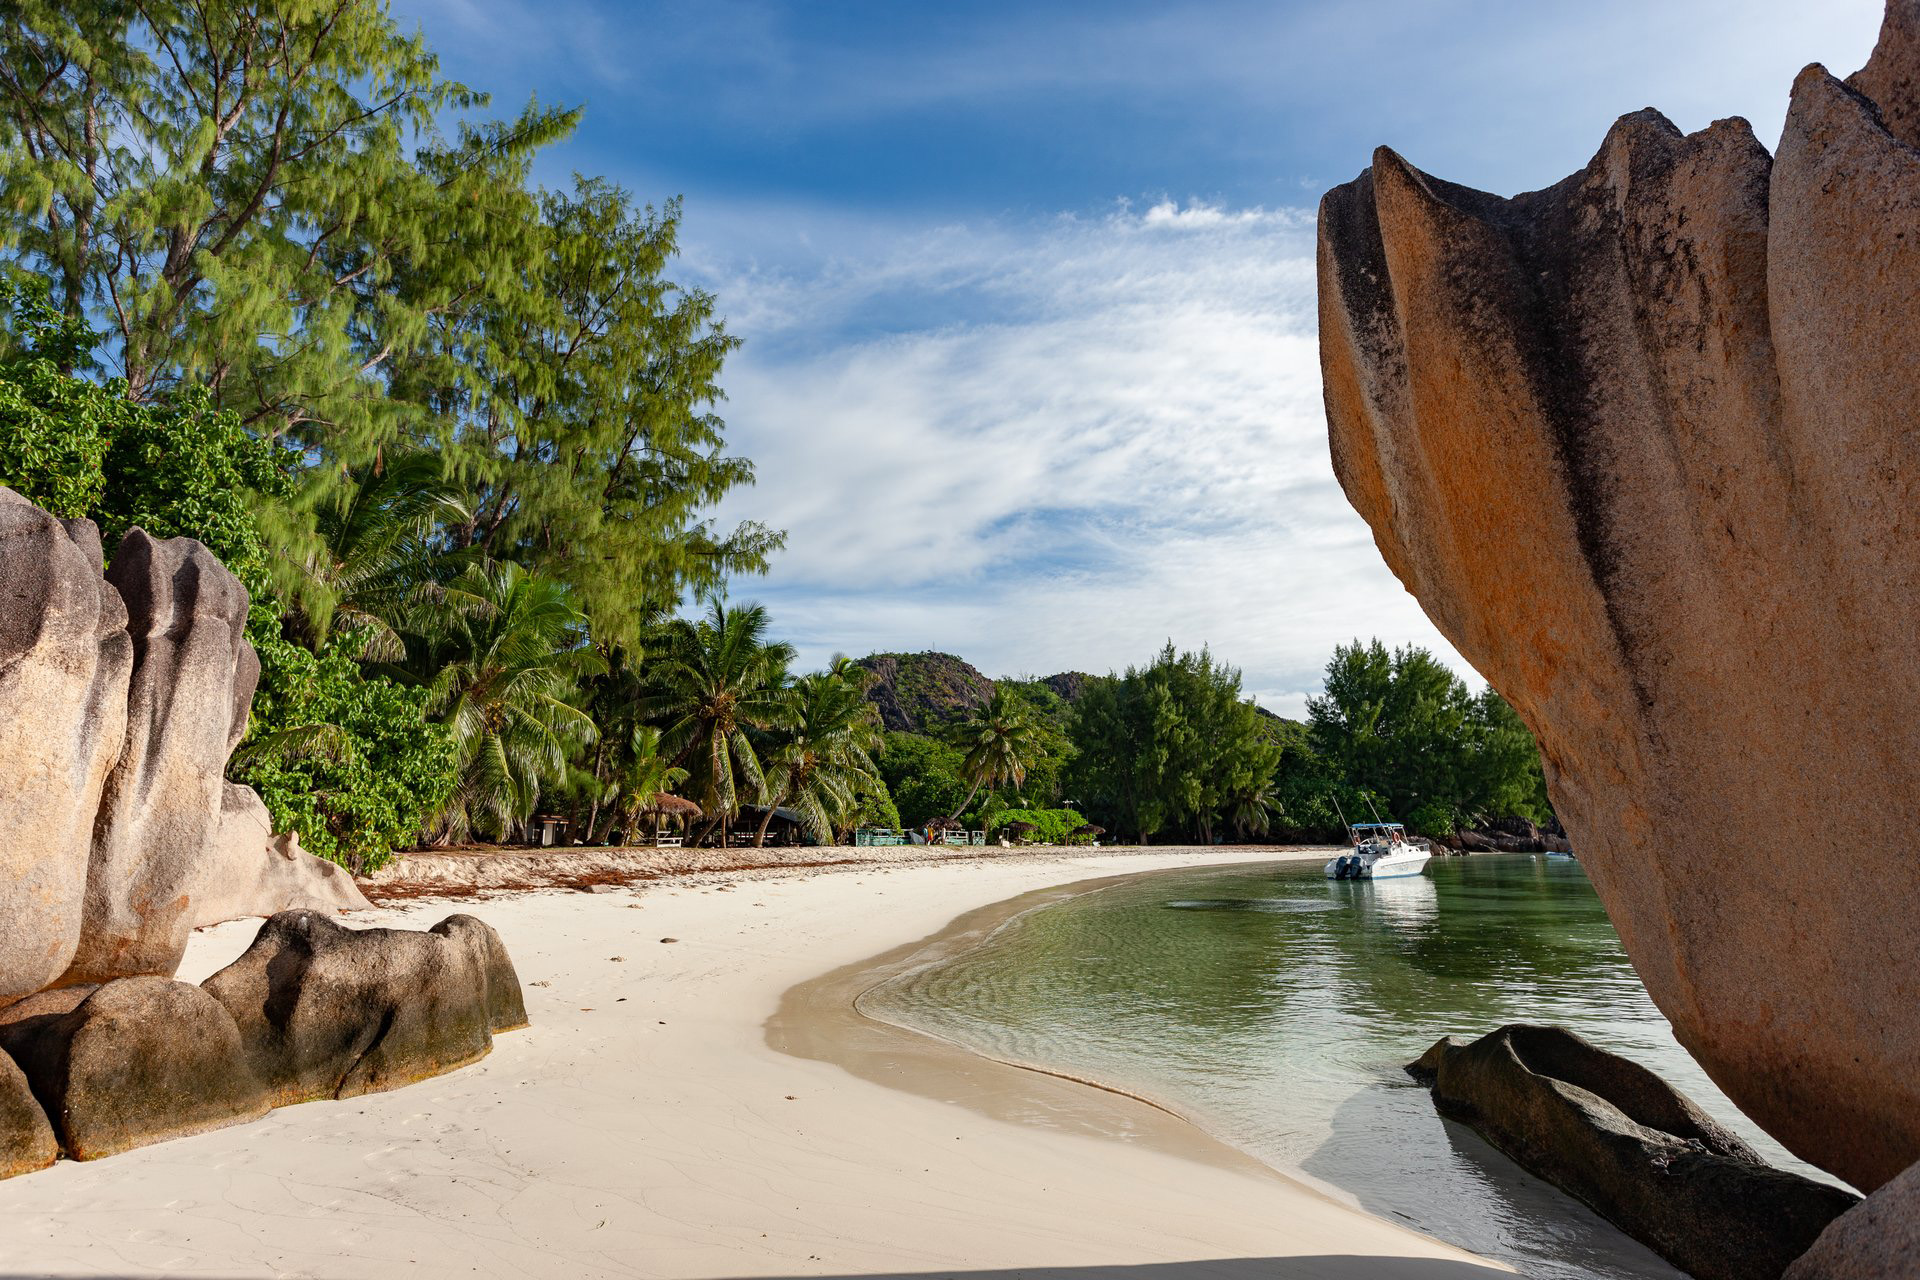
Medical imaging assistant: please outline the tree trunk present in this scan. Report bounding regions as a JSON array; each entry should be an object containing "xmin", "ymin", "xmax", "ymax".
[
  {"xmin": 753, "ymin": 803, "xmax": 779, "ymax": 848},
  {"xmin": 948, "ymin": 778, "xmax": 983, "ymax": 823}
]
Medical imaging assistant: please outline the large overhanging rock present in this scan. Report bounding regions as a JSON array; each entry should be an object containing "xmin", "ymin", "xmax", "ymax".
[
  {"xmin": 1788, "ymin": 1158, "xmax": 1920, "ymax": 1278},
  {"xmin": 1410, "ymin": 1026, "xmax": 1858, "ymax": 1280},
  {"xmin": 1317, "ymin": 0, "xmax": 1920, "ymax": 1191},
  {"xmin": 0, "ymin": 492, "xmax": 132, "ymax": 1004}
]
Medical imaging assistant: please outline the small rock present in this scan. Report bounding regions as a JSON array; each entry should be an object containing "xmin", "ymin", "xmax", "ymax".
[{"xmin": 659, "ymin": 937, "xmax": 678, "ymax": 944}]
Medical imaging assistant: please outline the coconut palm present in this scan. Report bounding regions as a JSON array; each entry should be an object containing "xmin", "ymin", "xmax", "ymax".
[
  {"xmin": 399, "ymin": 559, "xmax": 599, "ymax": 843},
  {"xmin": 293, "ymin": 449, "xmax": 470, "ymax": 659},
  {"xmin": 1226, "ymin": 782, "xmax": 1278, "ymax": 839},
  {"xmin": 646, "ymin": 600, "xmax": 795, "ymax": 844},
  {"xmin": 753, "ymin": 662, "xmax": 883, "ymax": 846},
  {"xmin": 613, "ymin": 725, "xmax": 691, "ymax": 841},
  {"xmin": 948, "ymin": 688, "xmax": 1045, "ymax": 821}
]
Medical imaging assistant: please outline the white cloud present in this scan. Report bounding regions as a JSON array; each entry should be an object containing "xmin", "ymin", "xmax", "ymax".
[{"xmin": 689, "ymin": 198, "xmax": 1469, "ymax": 711}]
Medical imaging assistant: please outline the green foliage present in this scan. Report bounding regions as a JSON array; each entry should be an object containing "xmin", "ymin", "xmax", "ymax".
[
  {"xmin": 950, "ymin": 687, "xmax": 1048, "ymax": 819},
  {"xmin": 1404, "ymin": 800, "xmax": 1459, "ymax": 838},
  {"xmin": 0, "ymin": 1, "xmax": 771, "ymax": 639},
  {"xmin": 236, "ymin": 633, "xmax": 456, "ymax": 874},
  {"xmin": 1308, "ymin": 640, "xmax": 1549, "ymax": 825},
  {"xmin": 395, "ymin": 560, "xmax": 600, "ymax": 843},
  {"xmin": 608, "ymin": 725, "xmax": 689, "ymax": 841},
  {"xmin": 1067, "ymin": 646, "xmax": 1279, "ymax": 843},
  {"xmin": 646, "ymin": 601, "xmax": 795, "ymax": 830},
  {"xmin": 0, "ymin": 277, "xmax": 112, "ymax": 516},
  {"xmin": 878, "ymin": 731, "xmax": 969, "ymax": 827},
  {"xmin": 988, "ymin": 807, "xmax": 1088, "ymax": 845},
  {"xmin": 413, "ymin": 181, "xmax": 781, "ymax": 648},
  {"xmin": 755, "ymin": 659, "xmax": 884, "ymax": 845},
  {"xmin": 847, "ymin": 773, "xmax": 901, "ymax": 837},
  {"xmin": 0, "ymin": 3, "xmax": 781, "ymax": 862}
]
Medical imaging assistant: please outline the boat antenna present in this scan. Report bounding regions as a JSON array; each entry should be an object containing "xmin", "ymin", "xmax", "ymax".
[
  {"xmin": 1364, "ymin": 793, "xmax": 1387, "ymax": 826},
  {"xmin": 1329, "ymin": 792, "xmax": 1351, "ymax": 835}
]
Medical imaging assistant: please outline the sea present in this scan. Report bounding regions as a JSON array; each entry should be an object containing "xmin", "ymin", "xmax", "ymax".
[{"xmin": 861, "ymin": 853, "xmax": 1830, "ymax": 1280}]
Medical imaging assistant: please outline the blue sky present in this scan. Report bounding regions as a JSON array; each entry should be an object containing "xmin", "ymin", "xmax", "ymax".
[{"xmin": 399, "ymin": 0, "xmax": 1882, "ymax": 714}]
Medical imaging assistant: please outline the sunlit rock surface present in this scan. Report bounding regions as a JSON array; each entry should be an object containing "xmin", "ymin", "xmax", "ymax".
[
  {"xmin": 1318, "ymin": 0, "xmax": 1920, "ymax": 1191},
  {"xmin": 0, "ymin": 486, "xmax": 366, "ymax": 1008}
]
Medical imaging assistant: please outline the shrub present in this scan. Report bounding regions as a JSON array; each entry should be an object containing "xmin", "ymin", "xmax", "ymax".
[
  {"xmin": 1405, "ymin": 800, "xmax": 1459, "ymax": 838},
  {"xmin": 988, "ymin": 807, "xmax": 1088, "ymax": 845},
  {"xmin": 236, "ymin": 631, "xmax": 457, "ymax": 873}
]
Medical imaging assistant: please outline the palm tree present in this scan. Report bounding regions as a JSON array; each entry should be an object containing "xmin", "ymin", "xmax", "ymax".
[
  {"xmin": 400, "ymin": 560, "xmax": 600, "ymax": 843},
  {"xmin": 948, "ymin": 688, "xmax": 1045, "ymax": 822},
  {"xmin": 613, "ymin": 725, "xmax": 691, "ymax": 843},
  {"xmin": 293, "ymin": 450, "xmax": 470, "ymax": 659},
  {"xmin": 646, "ymin": 601, "xmax": 795, "ymax": 845},
  {"xmin": 753, "ymin": 662, "xmax": 883, "ymax": 846},
  {"xmin": 1226, "ymin": 782, "xmax": 1278, "ymax": 840}
]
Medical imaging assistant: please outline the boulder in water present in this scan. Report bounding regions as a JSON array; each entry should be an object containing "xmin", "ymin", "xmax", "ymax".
[{"xmin": 1409, "ymin": 1025, "xmax": 1858, "ymax": 1280}]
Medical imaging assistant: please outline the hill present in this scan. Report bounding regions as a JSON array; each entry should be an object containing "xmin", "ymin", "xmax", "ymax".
[{"xmin": 855, "ymin": 652, "xmax": 994, "ymax": 733}]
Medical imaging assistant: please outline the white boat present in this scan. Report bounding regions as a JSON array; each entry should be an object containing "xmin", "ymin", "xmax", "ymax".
[{"xmin": 1325, "ymin": 821, "xmax": 1432, "ymax": 880}]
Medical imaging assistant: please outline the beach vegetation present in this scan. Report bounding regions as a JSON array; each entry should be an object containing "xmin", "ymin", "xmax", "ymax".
[
  {"xmin": 949, "ymin": 688, "xmax": 1048, "ymax": 820},
  {"xmin": 1306, "ymin": 640, "xmax": 1549, "ymax": 827},
  {"xmin": 752, "ymin": 660, "xmax": 885, "ymax": 846},
  {"xmin": 645, "ymin": 601, "xmax": 795, "ymax": 845},
  {"xmin": 987, "ymin": 807, "xmax": 1088, "ymax": 845}
]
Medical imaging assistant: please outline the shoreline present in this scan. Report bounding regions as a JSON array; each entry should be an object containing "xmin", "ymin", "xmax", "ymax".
[
  {"xmin": 770, "ymin": 853, "xmax": 1342, "ymax": 1185},
  {"xmin": 0, "ymin": 846, "xmax": 1511, "ymax": 1278}
]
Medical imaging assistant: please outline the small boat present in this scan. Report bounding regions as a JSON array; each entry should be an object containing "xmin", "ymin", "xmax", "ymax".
[{"xmin": 1325, "ymin": 822, "xmax": 1432, "ymax": 880}]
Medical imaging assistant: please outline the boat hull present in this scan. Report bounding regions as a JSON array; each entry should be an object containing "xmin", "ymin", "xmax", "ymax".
[{"xmin": 1324, "ymin": 850, "xmax": 1432, "ymax": 880}]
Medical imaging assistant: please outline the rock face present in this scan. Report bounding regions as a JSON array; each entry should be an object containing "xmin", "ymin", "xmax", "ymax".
[
  {"xmin": 1318, "ymin": 0, "xmax": 1920, "ymax": 1191},
  {"xmin": 0, "ymin": 1049, "xmax": 57, "ymax": 1179},
  {"xmin": 187, "ymin": 785, "xmax": 372, "ymax": 933},
  {"xmin": 1410, "ymin": 1026, "xmax": 1859, "ymax": 1280},
  {"xmin": 0, "ymin": 491, "xmax": 132, "ymax": 1005},
  {"xmin": 0, "ymin": 977, "xmax": 270, "ymax": 1159},
  {"xmin": 856, "ymin": 651, "xmax": 995, "ymax": 732},
  {"xmin": 0, "ymin": 486, "xmax": 363, "ymax": 1009},
  {"xmin": 62, "ymin": 531, "xmax": 263, "ymax": 985},
  {"xmin": 1787, "ymin": 1158, "xmax": 1920, "ymax": 1279},
  {"xmin": 203, "ymin": 910, "xmax": 527, "ymax": 1107}
]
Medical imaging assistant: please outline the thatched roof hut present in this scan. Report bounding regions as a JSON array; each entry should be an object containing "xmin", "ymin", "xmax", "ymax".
[
  {"xmin": 1071, "ymin": 823, "xmax": 1105, "ymax": 837},
  {"xmin": 927, "ymin": 816, "xmax": 963, "ymax": 830},
  {"xmin": 639, "ymin": 794, "xmax": 702, "ymax": 821},
  {"xmin": 1001, "ymin": 819, "xmax": 1038, "ymax": 840}
]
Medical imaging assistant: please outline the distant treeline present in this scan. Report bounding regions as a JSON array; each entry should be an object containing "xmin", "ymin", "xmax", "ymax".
[{"xmin": 876, "ymin": 642, "xmax": 1551, "ymax": 845}]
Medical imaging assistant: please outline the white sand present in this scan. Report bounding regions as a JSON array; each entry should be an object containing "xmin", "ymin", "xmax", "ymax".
[{"xmin": 0, "ymin": 848, "xmax": 1510, "ymax": 1278}]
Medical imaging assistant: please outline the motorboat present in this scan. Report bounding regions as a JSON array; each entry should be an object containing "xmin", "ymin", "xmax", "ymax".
[{"xmin": 1325, "ymin": 821, "xmax": 1432, "ymax": 880}]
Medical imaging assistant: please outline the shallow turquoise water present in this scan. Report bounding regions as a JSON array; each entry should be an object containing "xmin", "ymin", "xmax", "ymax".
[{"xmin": 862, "ymin": 854, "xmax": 1818, "ymax": 1280}]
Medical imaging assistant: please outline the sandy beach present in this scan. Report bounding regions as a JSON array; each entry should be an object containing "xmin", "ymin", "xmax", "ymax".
[{"xmin": 0, "ymin": 847, "xmax": 1510, "ymax": 1279}]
